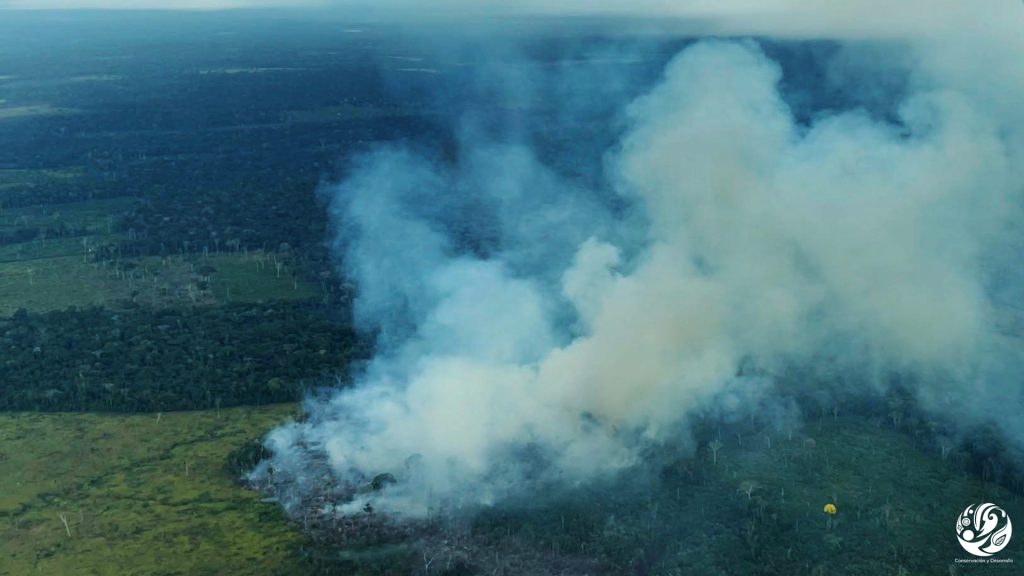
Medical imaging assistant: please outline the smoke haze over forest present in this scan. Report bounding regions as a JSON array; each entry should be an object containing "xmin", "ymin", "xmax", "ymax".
[
  {"xmin": 249, "ymin": 2, "xmax": 1024, "ymax": 519},
  {"xmin": 1, "ymin": 2, "xmax": 1023, "ymax": 574}
]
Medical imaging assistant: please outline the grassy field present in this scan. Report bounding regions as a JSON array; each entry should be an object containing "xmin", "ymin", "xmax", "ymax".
[
  {"xmin": 1, "ymin": 406, "xmax": 1020, "ymax": 575},
  {"xmin": 0, "ymin": 193, "xmax": 319, "ymax": 316},
  {"xmin": 0, "ymin": 236, "xmax": 117, "ymax": 263},
  {"xmin": 0, "ymin": 191, "xmax": 320, "ymax": 316},
  {"xmin": 198, "ymin": 253, "xmax": 320, "ymax": 303},
  {"xmin": 0, "ymin": 167, "xmax": 85, "ymax": 193},
  {"xmin": 703, "ymin": 418, "xmax": 1023, "ymax": 574},
  {"xmin": 0, "ymin": 251, "xmax": 318, "ymax": 316},
  {"xmin": 0, "ymin": 404, "xmax": 308, "ymax": 576},
  {"xmin": 0, "ymin": 196, "xmax": 130, "ymax": 236}
]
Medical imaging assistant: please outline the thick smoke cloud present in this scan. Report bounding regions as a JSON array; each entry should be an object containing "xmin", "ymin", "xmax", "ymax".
[{"xmin": 255, "ymin": 6, "xmax": 1024, "ymax": 517}]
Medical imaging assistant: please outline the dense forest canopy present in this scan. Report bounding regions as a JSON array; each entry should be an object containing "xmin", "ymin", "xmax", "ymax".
[{"xmin": 0, "ymin": 303, "xmax": 369, "ymax": 412}]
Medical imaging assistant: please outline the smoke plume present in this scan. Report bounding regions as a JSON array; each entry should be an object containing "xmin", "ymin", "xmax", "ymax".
[{"xmin": 255, "ymin": 4, "xmax": 1024, "ymax": 518}]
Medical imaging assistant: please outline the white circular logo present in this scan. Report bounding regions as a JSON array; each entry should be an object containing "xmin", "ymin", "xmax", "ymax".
[{"xmin": 956, "ymin": 503, "xmax": 1012, "ymax": 557}]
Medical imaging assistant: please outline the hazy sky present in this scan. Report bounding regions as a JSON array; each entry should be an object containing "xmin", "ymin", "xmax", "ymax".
[
  {"xmin": 0, "ymin": 0, "xmax": 308, "ymax": 8},
  {"xmin": 3, "ymin": 1, "xmax": 1013, "ymax": 43}
]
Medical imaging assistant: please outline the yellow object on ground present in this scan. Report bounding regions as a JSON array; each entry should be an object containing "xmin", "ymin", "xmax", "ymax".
[{"xmin": 824, "ymin": 503, "xmax": 837, "ymax": 515}]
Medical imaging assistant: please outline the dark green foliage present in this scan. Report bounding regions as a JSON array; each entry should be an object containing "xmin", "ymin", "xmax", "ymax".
[
  {"xmin": 0, "ymin": 302, "xmax": 371, "ymax": 412},
  {"xmin": 773, "ymin": 367, "xmax": 1024, "ymax": 497},
  {"xmin": 297, "ymin": 544, "xmax": 418, "ymax": 576},
  {"xmin": 371, "ymin": 473, "xmax": 398, "ymax": 492},
  {"xmin": 226, "ymin": 437, "xmax": 272, "ymax": 479},
  {"xmin": 458, "ymin": 418, "xmax": 1024, "ymax": 576}
]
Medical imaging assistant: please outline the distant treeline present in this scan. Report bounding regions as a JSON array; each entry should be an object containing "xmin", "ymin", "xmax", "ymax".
[
  {"xmin": 0, "ymin": 222, "xmax": 90, "ymax": 246},
  {"xmin": 0, "ymin": 302, "xmax": 371, "ymax": 412}
]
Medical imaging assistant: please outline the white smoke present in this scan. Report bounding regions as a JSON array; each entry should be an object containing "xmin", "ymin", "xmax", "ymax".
[{"xmin": 256, "ymin": 6, "xmax": 1024, "ymax": 517}]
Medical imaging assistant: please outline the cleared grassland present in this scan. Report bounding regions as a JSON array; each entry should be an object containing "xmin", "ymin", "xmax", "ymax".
[
  {"xmin": 0, "ymin": 197, "xmax": 133, "ymax": 236},
  {"xmin": 0, "ymin": 252, "xmax": 318, "ymax": 316},
  {"xmin": 0, "ymin": 190, "xmax": 320, "ymax": 315},
  {"xmin": 0, "ymin": 404, "xmax": 306, "ymax": 576},
  {"xmin": 0, "ymin": 167, "xmax": 85, "ymax": 192},
  {"xmin": 1, "ymin": 404, "xmax": 1022, "ymax": 575}
]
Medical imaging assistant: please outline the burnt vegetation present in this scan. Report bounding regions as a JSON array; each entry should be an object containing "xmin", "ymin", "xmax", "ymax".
[{"xmin": 250, "ymin": 370, "xmax": 1024, "ymax": 576}]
